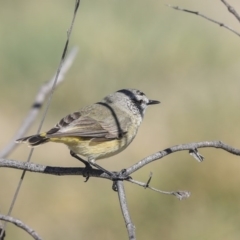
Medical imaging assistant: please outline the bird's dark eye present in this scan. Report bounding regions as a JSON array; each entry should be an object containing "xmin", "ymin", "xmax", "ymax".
[{"xmin": 139, "ymin": 100, "xmax": 143, "ymax": 105}]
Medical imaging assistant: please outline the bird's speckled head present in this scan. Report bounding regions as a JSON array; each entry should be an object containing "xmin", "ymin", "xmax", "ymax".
[{"xmin": 103, "ymin": 88, "xmax": 160, "ymax": 117}]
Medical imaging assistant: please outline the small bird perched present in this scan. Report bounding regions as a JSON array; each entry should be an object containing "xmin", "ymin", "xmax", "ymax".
[{"xmin": 16, "ymin": 89, "xmax": 160, "ymax": 179}]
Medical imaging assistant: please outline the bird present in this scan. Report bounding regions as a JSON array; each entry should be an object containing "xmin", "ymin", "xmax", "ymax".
[{"xmin": 16, "ymin": 88, "xmax": 160, "ymax": 180}]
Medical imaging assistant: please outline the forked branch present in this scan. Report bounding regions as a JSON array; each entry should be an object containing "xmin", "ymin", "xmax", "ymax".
[{"xmin": 1, "ymin": 140, "xmax": 239, "ymax": 197}]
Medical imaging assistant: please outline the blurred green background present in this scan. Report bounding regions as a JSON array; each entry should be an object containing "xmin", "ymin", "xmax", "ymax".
[{"xmin": 1, "ymin": 0, "xmax": 240, "ymax": 239}]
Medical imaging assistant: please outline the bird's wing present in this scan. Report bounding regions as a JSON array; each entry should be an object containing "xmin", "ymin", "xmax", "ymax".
[
  {"xmin": 46, "ymin": 111, "xmax": 129, "ymax": 139},
  {"xmin": 98, "ymin": 115, "xmax": 130, "ymax": 139}
]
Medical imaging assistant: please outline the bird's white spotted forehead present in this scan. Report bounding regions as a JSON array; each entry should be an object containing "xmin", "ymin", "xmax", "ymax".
[{"xmin": 116, "ymin": 89, "xmax": 147, "ymax": 100}]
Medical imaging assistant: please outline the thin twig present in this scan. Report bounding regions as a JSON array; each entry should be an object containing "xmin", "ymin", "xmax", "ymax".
[
  {"xmin": 221, "ymin": 0, "xmax": 240, "ymax": 23},
  {"xmin": 144, "ymin": 171, "xmax": 153, "ymax": 189},
  {"xmin": 116, "ymin": 181, "xmax": 136, "ymax": 240},
  {"xmin": 129, "ymin": 179, "xmax": 190, "ymax": 200},
  {"xmin": 37, "ymin": 0, "xmax": 80, "ymax": 136},
  {"xmin": 166, "ymin": 4, "xmax": 240, "ymax": 37},
  {"xmin": 0, "ymin": 47, "xmax": 78, "ymax": 159},
  {"xmin": 1, "ymin": 1, "xmax": 81, "ymax": 238},
  {"xmin": 0, "ymin": 214, "xmax": 42, "ymax": 240}
]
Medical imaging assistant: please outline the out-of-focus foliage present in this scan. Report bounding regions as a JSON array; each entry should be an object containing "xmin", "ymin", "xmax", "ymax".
[{"xmin": 1, "ymin": 0, "xmax": 240, "ymax": 239}]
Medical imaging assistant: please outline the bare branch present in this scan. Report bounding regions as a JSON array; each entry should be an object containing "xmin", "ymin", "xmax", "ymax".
[
  {"xmin": 0, "ymin": 158, "xmax": 110, "ymax": 179},
  {"xmin": 125, "ymin": 141, "xmax": 240, "ymax": 175},
  {"xmin": 221, "ymin": 0, "xmax": 240, "ymax": 23},
  {"xmin": 1, "ymin": 140, "xmax": 239, "ymax": 198},
  {"xmin": 1, "ymin": 141, "xmax": 240, "ymax": 179},
  {"xmin": 0, "ymin": 158, "xmax": 191, "ymax": 200},
  {"xmin": 0, "ymin": 139, "xmax": 238, "ymax": 216},
  {"xmin": 166, "ymin": 4, "xmax": 240, "ymax": 37},
  {"xmin": 0, "ymin": 214, "xmax": 42, "ymax": 240},
  {"xmin": 116, "ymin": 181, "xmax": 136, "ymax": 240},
  {"xmin": 129, "ymin": 179, "xmax": 190, "ymax": 200},
  {"xmin": 0, "ymin": 47, "xmax": 78, "ymax": 158}
]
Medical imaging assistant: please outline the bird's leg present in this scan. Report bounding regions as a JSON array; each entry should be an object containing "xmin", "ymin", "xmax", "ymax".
[
  {"xmin": 70, "ymin": 151, "xmax": 92, "ymax": 182},
  {"xmin": 88, "ymin": 158, "xmax": 114, "ymax": 177},
  {"xmin": 70, "ymin": 150, "xmax": 90, "ymax": 167},
  {"xmin": 88, "ymin": 159, "xmax": 131, "ymax": 183},
  {"xmin": 70, "ymin": 152, "xmax": 131, "ymax": 183}
]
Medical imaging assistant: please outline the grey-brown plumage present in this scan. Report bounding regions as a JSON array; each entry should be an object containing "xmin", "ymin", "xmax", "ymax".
[{"xmin": 16, "ymin": 89, "xmax": 160, "ymax": 161}]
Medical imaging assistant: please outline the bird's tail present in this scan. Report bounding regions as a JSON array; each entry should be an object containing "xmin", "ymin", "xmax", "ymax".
[{"xmin": 16, "ymin": 133, "xmax": 50, "ymax": 147}]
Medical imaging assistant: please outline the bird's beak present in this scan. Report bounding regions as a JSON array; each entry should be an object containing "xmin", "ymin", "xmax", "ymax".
[{"xmin": 147, "ymin": 100, "xmax": 160, "ymax": 105}]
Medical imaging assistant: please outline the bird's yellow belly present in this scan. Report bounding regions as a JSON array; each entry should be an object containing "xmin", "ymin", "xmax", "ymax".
[{"xmin": 50, "ymin": 136, "xmax": 133, "ymax": 160}]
